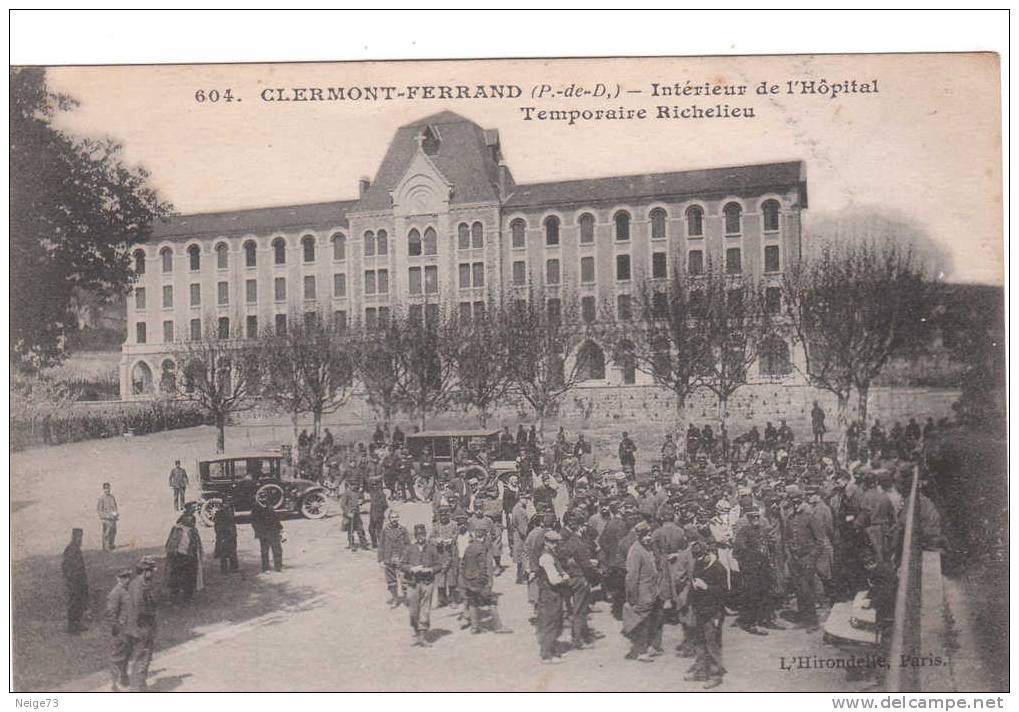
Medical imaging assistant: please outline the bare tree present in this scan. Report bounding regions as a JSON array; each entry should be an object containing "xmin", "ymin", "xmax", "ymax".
[
  {"xmin": 390, "ymin": 307, "xmax": 459, "ymax": 430},
  {"xmin": 171, "ymin": 320, "xmax": 260, "ymax": 453},
  {"xmin": 351, "ymin": 316, "xmax": 403, "ymax": 428},
  {"xmin": 505, "ymin": 288, "xmax": 591, "ymax": 434},
  {"xmin": 450, "ymin": 298, "xmax": 515, "ymax": 427}
]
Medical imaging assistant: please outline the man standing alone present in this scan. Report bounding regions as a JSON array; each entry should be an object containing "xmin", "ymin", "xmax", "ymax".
[
  {"xmin": 168, "ymin": 460, "xmax": 188, "ymax": 511},
  {"xmin": 62, "ymin": 528, "xmax": 89, "ymax": 634},
  {"xmin": 811, "ymin": 402, "xmax": 826, "ymax": 445},
  {"xmin": 97, "ymin": 482, "xmax": 119, "ymax": 551},
  {"xmin": 402, "ymin": 524, "xmax": 441, "ymax": 647}
]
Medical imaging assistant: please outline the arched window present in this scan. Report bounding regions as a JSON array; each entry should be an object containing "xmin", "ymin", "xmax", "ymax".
[
  {"xmin": 615, "ymin": 340, "xmax": 637, "ymax": 385},
  {"xmin": 187, "ymin": 244, "xmax": 200, "ymax": 271},
  {"xmin": 243, "ymin": 240, "xmax": 257, "ymax": 267},
  {"xmin": 302, "ymin": 234, "xmax": 316, "ymax": 262},
  {"xmin": 577, "ymin": 341, "xmax": 606, "ymax": 381},
  {"xmin": 544, "ymin": 216, "xmax": 560, "ymax": 246},
  {"xmin": 363, "ymin": 230, "xmax": 376, "ymax": 257},
  {"xmin": 471, "ymin": 222, "xmax": 484, "ymax": 249},
  {"xmin": 423, "ymin": 227, "xmax": 437, "ymax": 255},
  {"xmin": 331, "ymin": 233, "xmax": 346, "ymax": 261},
  {"xmin": 723, "ymin": 202, "xmax": 743, "ymax": 235},
  {"xmin": 215, "ymin": 242, "xmax": 229, "ymax": 269},
  {"xmin": 685, "ymin": 205, "xmax": 704, "ymax": 237},
  {"xmin": 133, "ymin": 249, "xmax": 146, "ymax": 274},
  {"xmin": 160, "ymin": 246, "xmax": 173, "ymax": 273},
  {"xmin": 131, "ymin": 361, "xmax": 154, "ymax": 395},
  {"xmin": 761, "ymin": 199, "xmax": 781, "ymax": 232},
  {"xmin": 578, "ymin": 213, "xmax": 595, "ymax": 244},
  {"xmin": 272, "ymin": 237, "xmax": 287, "ymax": 265},
  {"xmin": 408, "ymin": 228, "xmax": 422, "ymax": 257},
  {"xmin": 614, "ymin": 211, "xmax": 631, "ymax": 241},
  {"xmin": 376, "ymin": 230, "xmax": 388, "ymax": 256},
  {"xmin": 160, "ymin": 359, "xmax": 177, "ymax": 393},
  {"xmin": 650, "ymin": 208, "xmax": 667, "ymax": 240},
  {"xmin": 759, "ymin": 335, "xmax": 792, "ymax": 376},
  {"xmin": 457, "ymin": 223, "xmax": 470, "ymax": 250},
  {"xmin": 510, "ymin": 219, "xmax": 526, "ymax": 249}
]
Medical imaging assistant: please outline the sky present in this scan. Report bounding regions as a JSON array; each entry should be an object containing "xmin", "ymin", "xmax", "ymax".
[{"xmin": 46, "ymin": 53, "xmax": 1002, "ymax": 285}]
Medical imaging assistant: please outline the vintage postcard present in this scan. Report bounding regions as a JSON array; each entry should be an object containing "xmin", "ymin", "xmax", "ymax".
[{"xmin": 9, "ymin": 52, "xmax": 1005, "ymax": 695}]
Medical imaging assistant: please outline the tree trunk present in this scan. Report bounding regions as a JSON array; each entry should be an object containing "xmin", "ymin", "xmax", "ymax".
[
  {"xmin": 835, "ymin": 393, "xmax": 849, "ymax": 465},
  {"xmin": 856, "ymin": 383, "xmax": 870, "ymax": 430},
  {"xmin": 675, "ymin": 392, "xmax": 688, "ymax": 441},
  {"xmin": 536, "ymin": 403, "xmax": 546, "ymax": 435},
  {"xmin": 313, "ymin": 409, "xmax": 322, "ymax": 441},
  {"xmin": 717, "ymin": 393, "xmax": 729, "ymax": 430},
  {"xmin": 215, "ymin": 414, "xmax": 226, "ymax": 453},
  {"xmin": 478, "ymin": 409, "xmax": 489, "ymax": 428},
  {"xmin": 417, "ymin": 406, "xmax": 426, "ymax": 432},
  {"xmin": 291, "ymin": 412, "xmax": 300, "ymax": 461}
]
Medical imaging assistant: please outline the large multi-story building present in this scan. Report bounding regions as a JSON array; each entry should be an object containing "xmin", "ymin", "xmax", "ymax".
[{"xmin": 120, "ymin": 110, "xmax": 807, "ymax": 399}]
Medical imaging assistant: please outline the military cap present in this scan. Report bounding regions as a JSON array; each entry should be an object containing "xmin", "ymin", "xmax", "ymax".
[
  {"xmin": 633, "ymin": 520, "xmax": 652, "ymax": 534},
  {"xmin": 413, "ymin": 523, "xmax": 427, "ymax": 534},
  {"xmin": 785, "ymin": 484, "xmax": 804, "ymax": 498},
  {"xmin": 543, "ymin": 530, "xmax": 563, "ymax": 542}
]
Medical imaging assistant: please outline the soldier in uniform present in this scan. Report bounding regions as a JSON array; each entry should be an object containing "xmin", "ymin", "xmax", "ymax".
[
  {"xmin": 379, "ymin": 509, "xmax": 411, "ymax": 607},
  {"xmin": 623, "ymin": 521, "xmax": 661, "ymax": 662},
  {"xmin": 213, "ymin": 498, "xmax": 239, "ymax": 573},
  {"xmin": 510, "ymin": 492, "xmax": 534, "ymax": 584},
  {"xmin": 367, "ymin": 477, "xmax": 388, "ymax": 549},
  {"xmin": 340, "ymin": 483, "xmax": 369, "ymax": 551},
  {"xmin": 96, "ymin": 482, "xmax": 119, "ymax": 551},
  {"xmin": 598, "ymin": 500, "xmax": 632, "ymax": 621},
  {"xmin": 732, "ymin": 506, "xmax": 773, "ymax": 635},
  {"xmin": 459, "ymin": 528, "xmax": 512, "ymax": 635},
  {"xmin": 168, "ymin": 460, "xmax": 188, "ymax": 511},
  {"xmin": 618, "ymin": 431, "xmax": 638, "ymax": 472},
  {"xmin": 686, "ymin": 541, "xmax": 728, "ymax": 688},
  {"xmin": 558, "ymin": 511, "xmax": 599, "ymax": 649},
  {"xmin": 534, "ymin": 530, "xmax": 569, "ymax": 663},
  {"xmin": 124, "ymin": 556, "xmax": 158, "ymax": 691},
  {"xmin": 61, "ymin": 527, "xmax": 89, "ymax": 634},
  {"xmin": 430, "ymin": 506, "xmax": 458, "ymax": 607},
  {"xmin": 402, "ymin": 524, "xmax": 441, "ymax": 647},
  {"xmin": 105, "ymin": 567, "xmax": 134, "ymax": 690},
  {"xmin": 785, "ymin": 486, "xmax": 821, "ymax": 630}
]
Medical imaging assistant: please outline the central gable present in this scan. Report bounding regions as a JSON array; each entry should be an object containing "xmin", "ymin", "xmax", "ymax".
[{"xmin": 390, "ymin": 148, "xmax": 452, "ymax": 217}]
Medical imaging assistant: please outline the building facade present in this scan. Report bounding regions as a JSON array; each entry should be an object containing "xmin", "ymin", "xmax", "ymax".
[{"xmin": 120, "ymin": 110, "xmax": 807, "ymax": 398}]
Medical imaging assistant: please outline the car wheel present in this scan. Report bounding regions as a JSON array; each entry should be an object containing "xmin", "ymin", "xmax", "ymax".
[
  {"xmin": 199, "ymin": 498, "xmax": 222, "ymax": 527},
  {"xmin": 255, "ymin": 483, "xmax": 285, "ymax": 510},
  {"xmin": 300, "ymin": 491, "xmax": 328, "ymax": 519}
]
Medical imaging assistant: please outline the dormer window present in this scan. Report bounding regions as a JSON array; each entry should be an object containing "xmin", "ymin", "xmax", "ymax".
[{"xmin": 419, "ymin": 125, "xmax": 441, "ymax": 156}]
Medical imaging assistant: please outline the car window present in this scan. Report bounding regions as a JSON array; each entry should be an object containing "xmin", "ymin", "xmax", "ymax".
[
  {"xmin": 207, "ymin": 461, "xmax": 232, "ymax": 481},
  {"xmin": 237, "ymin": 458, "xmax": 274, "ymax": 480},
  {"xmin": 432, "ymin": 438, "xmax": 451, "ymax": 459}
]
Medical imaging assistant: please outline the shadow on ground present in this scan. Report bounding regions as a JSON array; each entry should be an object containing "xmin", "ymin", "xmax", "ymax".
[{"xmin": 12, "ymin": 545, "xmax": 323, "ymax": 691}]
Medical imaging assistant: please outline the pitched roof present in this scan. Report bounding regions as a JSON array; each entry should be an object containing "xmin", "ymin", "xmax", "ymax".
[
  {"xmin": 503, "ymin": 161, "xmax": 807, "ymax": 208},
  {"xmin": 358, "ymin": 111, "xmax": 502, "ymax": 211},
  {"xmin": 151, "ymin": 199, "xmax": 359, "ymax": 240}
]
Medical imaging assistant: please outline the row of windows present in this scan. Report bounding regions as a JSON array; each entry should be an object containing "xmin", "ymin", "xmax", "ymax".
[
  {"xmin": 509, "ymin": 199, "xmax": 782, "ymax": 248},
  {"xmin": 136, "ymin": 311, "xmax": 352, "ymax": 345},
  {"xmin": 134, "ymin": 274, "xmax": 355, "ymax": 311}
]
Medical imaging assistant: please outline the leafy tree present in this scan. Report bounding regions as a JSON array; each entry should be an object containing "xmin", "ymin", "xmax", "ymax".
[{"xmin": 10, "ymin": 67, "xmax": 172, "ymax": 370}]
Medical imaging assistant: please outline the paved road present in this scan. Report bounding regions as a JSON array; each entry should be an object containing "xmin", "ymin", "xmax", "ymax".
[{"xmin": 13, "ymin": 426, "xmax": 869, "ymax": 692}]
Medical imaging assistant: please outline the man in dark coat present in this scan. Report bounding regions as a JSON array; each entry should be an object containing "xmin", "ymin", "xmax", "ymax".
[
  {"xmin": 558, "ymin": 512, "xmax": 599, "ymax": 649},
  {"xmin": 598, "ymin": 502, "xmax": 631, "ymax": 620},
  {"xmin": 402, "ymin": 524, "xmax": 442, "ymax": 646},
  {"xmin": 340, "ymin": 483, "xmax": 369, "ymax": 551},
  {"xmin": 251, "ymin": 502, "xmax": 283, "ymax": 572},
  {"xmin": 618, "ymin": 431, "xmax": 637, "ymax": 471},
  {"xmin": 811, "ymin": 402, "xmax": 827, "ymax": 444},
  {"xmin": 367, "ymin": 478, "xmax": 388, "ymax": 548},
  {"xmin": 164, "ymin": 513, "xmax": 203, "ymax": 601},
  {"xmin": 105, "ymin": 568, "xmax": 134, "ymax": 690},
  {"xmin": 213, "ymin": 500, "xmax": 239, "ymax": 573},
  {"xmin": 122, "ymin": 557, "xmax": 158, "ymax": 691},
  {"xmin": 687, "ymin": 541, "xmax": 729, "ymax": 688},
  {"xmin": 459, "ymin": 528, "xmax": 511, "ymax": 634},
  {"xmin": 534, "ymin": 530, "xmax": 569, "ymax": 663},
  {"xmin": 623, "ymin": 521, "xmax": 660, "ymax": 662},
  {"xmin": 62, "ymin": 528, "xmax": 89, "ymax": 633},
  {"xmin": 379, "ymin": 509, "xmax": 411, "ymax": 606},
  {"xmin": 732, "ymin": 506, "xmax": 773, "ymax": 635}
]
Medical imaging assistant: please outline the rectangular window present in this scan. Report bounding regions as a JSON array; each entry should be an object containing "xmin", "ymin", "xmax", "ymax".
[
  {"xmin": 217, "ymin": 281, "xmax": 229, "ymax": 305},
  {"xmin": 163, "ymin": 320, "xmax": 174, "ymax": 343},
  {"xmin": 653, "ymin": 292, "xmax": 669, "ymax": 318},
  {"xmin": 375, "ymin": 269, "xmax": 388, "ymax": 294},
  {"xmin": 764, "ymin": 245, "xmax": 780, "ymax": 273},
  {"xmin": 333, "ymin": 310, "xmax": 347, "ymax": 333},
  {"xmin": 364, "ymin": 270, "xmax": 377, "ymax": 295},
  {"xmin": 652, "ymin": 251, "xmax": 668, "ymax": 279},
  {"xmin": 162, "ymin": 285, "xmax": 173, "ymax": 308},
  {"xmin": 512, "ymin": 260, "xmax": 526, "ymax": 286},
  {"xmin": 303, "ymin": 275, "xmax": 316, "ymax": 300},
  {"xmin": 304, "ymin": 311, "xmax": 317, "ymax": 327},
  {"xmin": 616, "ymin": 254, "xmax": 631, "ymax": 281},
  {"xmin": 458, "ymin": 263, "xmax": 471, "ymax": 289},
  {"xmin": 459, "ymin": 302, "xmax": 472, "ymax": 320},
  {"xmin": 378, "ymin": 306, "xmax": 390, "ymax": 325},
  {"xmin": 726, "ymin": 247, "xmax": 742, "ymax": 274},
  {"xmin": 581, "ymin": 296, "xmax": 596, "ymax": 323},
  {"xmin": 617, "ymin": 294, "xmax": 632, "ymax": 321},
  {"xmin": 409, "ymin": 304, "xmax": 423, "ymax": 325},
  {"xmin": 246, "ymin": 279, "xmax": 257, "ymax": 304},
  {"xmin": 134, "ymin": 288, "xmax": 146, "ymax": 310},
  {"xmin": 426, "ymin": 303, "xmax": 440, "ymax": 327},
  {"xmin": 688, "ymin": 249, "xmax": 704, "ymax": 275},
  {"xmin": 189, "ymin": 318, "xmax": 201, "ymax": 341},
  {"xmin": 580, "ymin": 256, "xmax": 595, "ymax": 284},
  {"xmin": 365, "ymin": 307, "xmax": 377, "ymax": 330},
  {"xmin": 217, "ymin": 317, "xmax": 230, "ymax": 339},
  {"xmin": 471, "ymin": 262, "xmax": 485, "ymax": 288},
  {"xmin": 135, "ymin": 322, "xmax": 147, "ymax": 344},
  {"xmin": 408, "ymin": 267, "xmax": 422, "ymax": 295},
  {"xmin": 189, "ymin": 283, "xmax": 200, "ymax": 306},
  {"xmin": 546, "ymin": 258, "xmax": 560, "ymax": 285},
  {"xmin": 766, "ymin": 286, "xmax": 782, "ymax": 315},
  {"xmin": 546, "ymin": 298, "xmax": 561, "ymax": 322},
  {"xmin": 334, "ymin": 273, "xmax": 347, "ymax": 297},
  {"xmin": 424, "ymin": 265, "xmax": 438, "ymax": 294},
  {"xmin": 246, "ymin": 315, "xmax": 258, "ymax": 339},
  {"xmin": 275, "ymin": 313, "xmax": 287, "ymax": 334},
  {"xmin": 274, "ymin": 277, "xmax": 286, "ymax": 301}
]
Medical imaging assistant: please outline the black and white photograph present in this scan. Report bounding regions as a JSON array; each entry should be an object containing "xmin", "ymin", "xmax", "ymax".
[{"xmin": 8, "ymin": 14, "xmax": 1008, "ymax": 700}]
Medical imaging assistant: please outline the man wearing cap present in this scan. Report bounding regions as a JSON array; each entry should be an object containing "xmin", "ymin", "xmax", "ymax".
[
  {"xmin": 532, "ymin": 473, "xmax": 558, "ymax": 513},
  {"xmin": 785, "ymin": 486, "xmax": 821, "ymax": 630},
  {"xmin": 599, "ymin": 501, "xmax": 632, "ymax": 621},
  {"xmin": 97, "ymin": 482, "xmax": 119, "ymax": 551},
  {"xmin": 168, "ymin": 459, "xmax": 188, "ymax": 511},
  {"xmin": 429, "ymin": 507, "xmax": 458, "ymax": 607},
  {"xmin": 660, "ymin": 434, "xmax": 678, "ymax": 477},
  {"xmin": 251, "ymin": 500, "xmax": 284, "ymax": 573},
  {"xmin": 123, "ymin": 557, "xmax": 158, "ymax": 691},
  {"xmin": 379, "ymin": 510, "xmax": 411, "ymax": 607},
  {"xmin": 687, "ymin": 541, "xmax": 728, "ymax": 688},
  {"xmin": 213, "ymin": 498, "xmax": 239, "ymax": 573},
  {"xmin": 559, "ymin": 511, "xmax": 599, "ymax": 649},
  {"xmin": 618, "ymin": 431, "xmax": 638, "ymax": 472},
  {"xmin": 402, "ymin": 524, "xmax": 442, "ymax": 646},
  {"xmin": 623, "ymin": 521, "xmax": 661, "ymax": 662},
  {"xmin": 460, "ymin": 527, "xmax": 512, "ymax": 634},
  {"xmin": 534, "ymin": 530, "xmax": 569, "ymax": 663},
  {"xmin": 588, "ymin": 499, "xmax": 613, "ymax": 539},
  {"xmin": 811, "ymin": 402, "xmax": 826, "ymax": 445},
  {"xmin": 510, "ymin": 492, "xmax": 534, "ymax": 584},
  {"xmin": 62, "ymin": 528, "xmax": 89, "ymax": 634},
  {"xmin": 105, "ymin": 567, "xmax": 134, "ymax": 690},
  {"xmin": 733, "ymin": 506, "xmax": 774, "ymax": 635}
]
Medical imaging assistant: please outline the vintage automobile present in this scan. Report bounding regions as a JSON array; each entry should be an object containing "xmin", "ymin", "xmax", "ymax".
[
  {"xmin": 195, "ymin": 451, "xmax": 329, "ymax": 526},
  {"xmin": 404, "ymin": 429, "xmax": 518, "ymax": 499}
]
